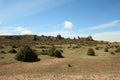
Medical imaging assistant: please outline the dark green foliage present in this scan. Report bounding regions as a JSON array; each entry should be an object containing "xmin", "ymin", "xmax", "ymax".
[
  {"xmin": 110, "ymin": 52, "xmax": 115, "ymax": 55},
  {"xmin": 68, "ymin": 64, "xmax": 72, "ymax": 67},
  {"xmin": 8, "ymin": 49, "xmax": 17, "ymax": 53},
  {"xmin": 0, "ymin": 57, "xmax": 4, "ymax": 59},
  {"xmin": 0, "ymin": 51, "xmax": 6, "ymax": 54},
  {"xmin": 0, "ymin": 45, "xmax": 4, "ymax": 49},
  {"xmin": 54, "ymin": 50, "xmax": 63, "ymax": 58},
  {"xmin": 40, "ymin": 50, "xmax": 48, "ymax": 55},
  {"xmin": 87, "ymin": 48, "xmax": 95, "ymax": 56},
  {"xmin": 56, "ymin": 34, "xmax": 63, "ymax": 40},
  {"xmin": 95, "ymin": 47, "xmax": 99, "ymax": 50},
  {"xmin": 48, "ymin": 45, "xmax": 63, "ymax": 58},
  {"xmin": 104, "ymin": 48, "xmax": 109, "ymax": 52},
  {"xmin": 115, "ymin": 47, "xmax": 120, "ymax": 52},
  {"xmin": 15, "ymin": 46, "xmax": 38, "ymax": 62},
  {"xmin": 12, "ymin": 45, "xmax": 17, "ymax": 48},
  {"xmin": 33, "ymin": 35, "xmax": 37, "ymax": 41}
]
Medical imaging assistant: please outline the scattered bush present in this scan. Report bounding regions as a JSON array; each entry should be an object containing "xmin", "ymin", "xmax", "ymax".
[
  {"xmin": 8, "ymin": 49, "xmax": 17, "ymax": 53},
  {"xmin": 0, "ymin": 45, "xmax": 4, "ymax": 49},
  {"xmin": 12, "ymin": 45, "xmax": 18, "ymax": 48},
  {"xmin": 40, "ymin": 50, "xmax": 48, "ymax": 55},
  {"xmin": 15, "ymin": 46, "xmax": 39, "ymax": 62},
  {"xmin": 104, "ymin": 48, "xmax": 109, "ymax": 52},
  {"xmin": 59, "ymin": 49, "xmax": 64, "ymax": 53},
  {"xmin": 0, "ymin": 57, "xmax": 5, "ymax": 59},
  {"xmin": 87, "ymin": 48, "xmax": 95, "ymax": 56},
  {"xmin": 68, "ymin": 64, "xmax": 72, "ymax": 67},
  {"xmin": 48, "ymin": 45, "xmax": 63, "ymax": 58},
  {"xmin": 95, "ymin": 47, "xmax": 99, "ymax": 50},
  {"xmin": 0, "ymin": 51, "xmax": 6, "ymax": 54},
  {"xmin": 110, "ymin": 52, "xmax": 115, "ymax": 55},
  {"xmin": 115, "ymin": 47, "xmax": 120, "ymax": 52}
]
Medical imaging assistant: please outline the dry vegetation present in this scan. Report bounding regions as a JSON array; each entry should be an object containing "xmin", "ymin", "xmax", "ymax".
[{"xmin": 0, "ymin": 35, "xmax": 120, "ymax": 80}]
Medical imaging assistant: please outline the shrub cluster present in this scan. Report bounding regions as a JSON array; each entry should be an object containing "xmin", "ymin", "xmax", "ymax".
[
  {"xmin": 104, "ymin": 48, "xmax": 109, "ymax": 52},
  {"xmin": 15, "ymin": 46, "xmax": 38, "ymax": 62},
  {"xmin": 9, "ymin": 49, "xmax": 17, "ymax": 53},
  {"xmin": 40, "ymin": 45, "xmax": 64, "ymax": 58},
  {"xmin": 87, "ymin": 48, "xmax": 95, "ymax": 56},
  {"xmin": 115, "ymin": 47, "xmax": 120, "ymax": 52}
]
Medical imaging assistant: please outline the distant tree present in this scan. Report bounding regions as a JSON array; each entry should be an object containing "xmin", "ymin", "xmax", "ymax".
[
  {"xmin": 56, "ymin": 34, "xmax": 63, "ymax": 40},
  {"xmin": 86, "ymin": 36, "xmax": 93, "ymax": 41},
  {"xmin": 33, "ymin": 35, "xmax": 37, "ymax": 41},
  {"xmin": 77, "ymin": 36, "xmax": 80, "ymax": 39}
]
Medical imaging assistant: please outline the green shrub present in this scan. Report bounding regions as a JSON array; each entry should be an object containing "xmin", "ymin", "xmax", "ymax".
[
  {"xmin": 48, "ymin": 45, "xmax": 63, "ymax": 58},
  {"xmin": 15, "ymin": 46, "xmax": 38, "ymax": 62},
  {"xmin": 40, "ymin": 50, "xmax": 48, "ymax": 55},
  {"xmin": 12, "ymin": 45, "xmax": 18, "ymax": 48},
  {"xmin": 68, "ymin": 64, "xmax": 72, "ymax": 67},
  {"xmin": 110, "ymin": 52, "xmax": 115, "ymax": 55},
  {"xmin": 8, "ymin": 49, "xmax": 17, "ymax": 53},
  {"xmin": 0, "ymin": 51, "xmax": 6, "ymax": 54},
  {"xmin": 54, "ymin": 50, "xmax": 63, "ymax": 58},
  {"xmin": 115, "ymin": 48, "xmax": 120, "ymax": 52},
  {"xmin": 104, "ymin": 48, "xmax": 108, "ymax": 52},
  {"xmin": 87, "ymin": 48, "xmax": 95, "ymax": 56},
  {"xmin": 95, "ymin": 47, "xmax": 99, "ymax": 50}
]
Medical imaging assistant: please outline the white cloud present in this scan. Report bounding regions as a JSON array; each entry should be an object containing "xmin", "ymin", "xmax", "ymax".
[
  {"xmin": 92, "ymin": 31, "xmax": 120, "ymax": 42},
  {"xmin": 64, "ymin": 21, "xmax": 73, "ymax": 29},
  {"xmin": 16, "ymin": 26, "xmax": 33, "ymax": 35},
  {"xmin": 80, "ymin": 20, "xmax": 120, "ymax": 31},
  {"xmin": 0, "ymin": 0, "xmax": 73, "ymax": 21},
  {"xmin": 89, "ymin": 20, "xmax": 120, "ymax": 30}
]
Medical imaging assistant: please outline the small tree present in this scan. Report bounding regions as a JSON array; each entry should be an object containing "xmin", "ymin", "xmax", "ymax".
[
  {"xmin": 87, "ymin": 48, "xmax": 95, "ymax": 56},
  {"xmin": 15, "ymin": 46, "xmax": 38, "ymax": 62}
]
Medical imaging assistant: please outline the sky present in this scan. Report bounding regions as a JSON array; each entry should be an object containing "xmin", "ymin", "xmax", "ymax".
[{"xmin": 0, "ymin": 0, "xmax": 120, "ymax": 42}]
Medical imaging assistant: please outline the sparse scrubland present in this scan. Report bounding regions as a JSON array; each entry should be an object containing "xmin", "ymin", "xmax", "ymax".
[{"xmin": 0, "ymin": 35, "xmax": 120, "ymax": 80}]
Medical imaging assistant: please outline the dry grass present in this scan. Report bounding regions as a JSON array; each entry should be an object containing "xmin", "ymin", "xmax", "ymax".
[{"xmin": 0, "ymin": 39, "xmax": 120, "ymax": 79}]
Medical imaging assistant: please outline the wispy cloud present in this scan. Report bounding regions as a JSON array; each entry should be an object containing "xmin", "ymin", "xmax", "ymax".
[
  {"xmin": 89, "ymin": 20, "xmax": 120, "ymax": 30},
  {"xmin": 64, "ymin": 21, "xmax": 73, "ymax": 29},
  {"xmin": 92, "ymin": 31, "xmax": 120, "ymax": 42},
  {"xmin": 15, "ymin": 26, "xmax": 33, "ymax": 35},
  {"xmin": 80, "ymin": 20, "xmax": 120, "ymax": 31},
  {"xmin": 0, "ymin": 0, "xmax": 73, "ymax": 21},
  {"xmin": 0, "ymin": 26, "xmax": 33, "ymax": 35}
]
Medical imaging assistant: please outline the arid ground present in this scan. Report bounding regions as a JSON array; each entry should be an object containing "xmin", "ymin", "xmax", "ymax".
[{"xmin": 0, "ymin": 35, "xmax": 120, "ymax": 80}]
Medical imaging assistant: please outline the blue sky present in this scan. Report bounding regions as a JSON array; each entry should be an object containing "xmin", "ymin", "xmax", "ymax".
[{"xmin": 0, "ymin": 0, "xmax": 120, "ymax": 41}]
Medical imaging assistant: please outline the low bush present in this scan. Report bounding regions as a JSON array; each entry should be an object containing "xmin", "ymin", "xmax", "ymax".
[
  {"xmin": 8, "ymin": 49, "xmax": 17, "ymax": 53},
  {"xmin": 115, "ymin": 47, "xmax": 120, "ymax": 52},
  {"xmin": 40, "ymin": 50, "xmax": 48, "ymax": 55},
  {"xmin": 15, "ymin": 46, "xmax": 39, "ymax": 62},
  {"xmin": 110, "ymin": 52, "xmax": 115, "ymax": 55},
  {"xmin": 0, "ymin": 51, "xmax": 6, "ymax": 54},
  {"xmin": 104, "ymin": 48, "xmax": 109, "ymax": 52},
  {"xmin": 95, "ymin": 47, "xmax": 99, "ymax": 50},
  {"xmin": 12, "ymin": 45, "xmax": 18, "ymax": 48},
  {"xmin": 48, "ymin": 45, "xmax": 64, "ymax": 58},
  {"xmin": 87, "ymin": 48, "xmax": 95, "ymax": 56}
]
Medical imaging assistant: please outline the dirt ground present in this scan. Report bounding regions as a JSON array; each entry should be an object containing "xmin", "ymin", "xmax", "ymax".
[{"xmin": 0, "ymin": 44, "xmax": 120, "ymax": 80}]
